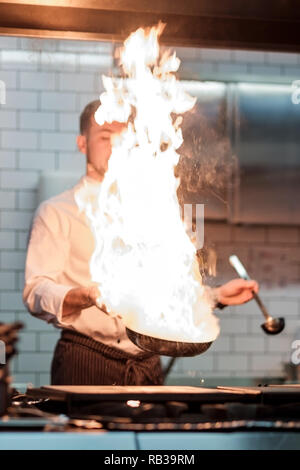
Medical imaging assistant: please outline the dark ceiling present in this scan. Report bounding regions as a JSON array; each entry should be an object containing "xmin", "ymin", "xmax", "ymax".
[{"xmin": 0, "ymin": 0, "xmax": 300, "ymax": 51}]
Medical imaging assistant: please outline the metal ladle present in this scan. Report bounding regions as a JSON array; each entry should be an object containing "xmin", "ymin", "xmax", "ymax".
[{"xmin": 229, "ymin": 255, "xmax": 285, "ymax": 335}]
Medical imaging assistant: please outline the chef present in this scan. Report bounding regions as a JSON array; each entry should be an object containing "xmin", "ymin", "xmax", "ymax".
[{"xmin": 23, "ymin": 100, "xmax": 259, "ymax": 386}]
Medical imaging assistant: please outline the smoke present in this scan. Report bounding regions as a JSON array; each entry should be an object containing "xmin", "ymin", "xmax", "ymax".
[
  {"xmin": 175, "ymin": 103, "xmax": 237, "ymax": 279},
  {"xmin": 176, "ymin": 105, "xmax": 236, "ymax": 202}
]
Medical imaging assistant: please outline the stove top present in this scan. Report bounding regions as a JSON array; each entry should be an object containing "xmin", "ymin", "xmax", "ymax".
[
  {"xmin": 6, "ymin": 384, "xmax": 300, "ymax": 433},
  {"xmin": 27, "ymin": 385, "xmax": 261, "ymax": 403}
]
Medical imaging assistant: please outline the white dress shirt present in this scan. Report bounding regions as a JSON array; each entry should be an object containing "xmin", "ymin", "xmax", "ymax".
[{"xmin": 23, "ymin": 175, "xmax": 143, "ymax": 355}]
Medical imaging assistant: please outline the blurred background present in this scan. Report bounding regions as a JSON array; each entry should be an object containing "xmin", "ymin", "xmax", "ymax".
[{"xmin": 0, "ymin": 35, "xmax": 300, "ymax": 387}]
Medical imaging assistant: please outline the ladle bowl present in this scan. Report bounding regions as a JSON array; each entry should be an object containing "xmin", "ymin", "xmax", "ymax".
[
  {"xmin": 126, "ymin": 327, "xmax": 213, "ymax": 357},
  {"xmin": 261, "ymin": 317, "xmax": 285, "ymax": 335}
]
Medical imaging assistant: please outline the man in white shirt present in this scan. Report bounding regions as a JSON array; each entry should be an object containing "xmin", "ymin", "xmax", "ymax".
[{"xmin": 23, "ymin": 100, "xmax": 259, "ymax": 386}]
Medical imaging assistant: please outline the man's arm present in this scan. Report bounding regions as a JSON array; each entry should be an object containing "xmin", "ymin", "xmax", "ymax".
[
  {"xmin": 23, "ymin": 202, "xmax": 104, "ymax": 325},
  {"xmin": 62, "ymin": 285, "xmax": 106, "ymax": 317},
  {"xmin": 211, "ymin": 279, "xmax": 259, "ymax": 308}
]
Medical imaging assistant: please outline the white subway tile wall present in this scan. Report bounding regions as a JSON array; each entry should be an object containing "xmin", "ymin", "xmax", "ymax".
[{"xmin": 0, "ymin": 36, "xmax": 300, "ymax": 387}]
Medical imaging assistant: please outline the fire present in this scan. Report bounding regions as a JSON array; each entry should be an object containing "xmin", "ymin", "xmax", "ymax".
[{"xmin": 76, "ymin": 25, "xmax": 220, "ymax": 343}]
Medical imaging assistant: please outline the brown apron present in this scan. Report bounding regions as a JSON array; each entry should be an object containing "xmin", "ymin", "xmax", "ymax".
[{"xmin": 51, "ymin": 328, "xmax": 163, "ymax": 386}]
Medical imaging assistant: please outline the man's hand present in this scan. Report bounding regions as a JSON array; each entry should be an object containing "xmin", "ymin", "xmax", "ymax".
[
  {"xmin": 215, "ymin": 279, "xmax": 259, "ymax": 306},
  {"xmin": 62, "ymin": 285, "xmax": 107, "ymax": 318}
]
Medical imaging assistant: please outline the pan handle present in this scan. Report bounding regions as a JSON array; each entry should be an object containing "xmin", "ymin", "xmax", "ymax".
[{"xmin": 163, "ymin": 357, "xmax": 177, "ymax": 381}]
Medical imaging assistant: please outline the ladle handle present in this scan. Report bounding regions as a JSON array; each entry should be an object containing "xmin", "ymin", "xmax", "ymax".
[
  {"xmin": 229, "ymin": 255, "xmax": 270, "ymax": 321},
  {"xmin": 250, "ymin": 291, "xmax": 270, "ymax": 321}
]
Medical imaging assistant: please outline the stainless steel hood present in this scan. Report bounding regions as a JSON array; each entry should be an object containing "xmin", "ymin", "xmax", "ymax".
[{"xmin": 0, "ymin": 0, "xmax": 300, "ymax": 51}]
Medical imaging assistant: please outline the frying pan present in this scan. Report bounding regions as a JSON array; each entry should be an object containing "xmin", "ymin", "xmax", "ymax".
[{"xmin": 126, "ymin": 327, "xmax": 213, "ymax": 357}]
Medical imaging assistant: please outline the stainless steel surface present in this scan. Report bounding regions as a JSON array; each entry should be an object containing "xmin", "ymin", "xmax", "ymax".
[
  {"xmin": 1, "ymin": 0, "xmax": 300, "ymax": 51},
  {"xmin": 229, "ymin": 255, "xmax": 285, "ymax": 335},
  {"xmin": 30, "ymin": 384, "xmax": 261, "ymax": 401},
  {"xmin": 126, "ymin": 327, "xmax": 213, "ymax": 357},
  {"xmin": 182, "ymin": 82, "xmax": 300, "ymax": 226},
  {"xmin": 233, "ymin": 83, "xmax": 300, "ymax": 225}
]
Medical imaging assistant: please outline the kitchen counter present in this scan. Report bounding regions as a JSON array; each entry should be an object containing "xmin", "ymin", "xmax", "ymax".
[
  {"xmin": 3, "ymin": 384, "xmax": 300, "ymax": 450},
  {"xmin": 1, "ymin": 430, "xmax": 300, "ymax": 450}
]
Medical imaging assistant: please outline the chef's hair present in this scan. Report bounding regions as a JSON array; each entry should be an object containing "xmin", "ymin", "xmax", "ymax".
[{"xmin": 79, "ymin": 100, "xmax": 101, "ymax": 135}]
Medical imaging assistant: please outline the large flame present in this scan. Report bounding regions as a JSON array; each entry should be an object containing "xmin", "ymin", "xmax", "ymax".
[{"xmin": 76, "ymin": 25, "xmax": 220, "ymax": 343}]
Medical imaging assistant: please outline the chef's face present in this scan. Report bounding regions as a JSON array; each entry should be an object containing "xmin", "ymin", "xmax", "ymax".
[{"xmin": 77, "ymin": 115, "xmax": 126, "ymax": 180}]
